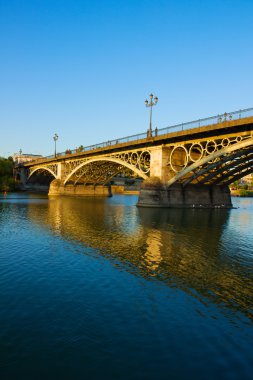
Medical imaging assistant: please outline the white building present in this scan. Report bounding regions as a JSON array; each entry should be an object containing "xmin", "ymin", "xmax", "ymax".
[{"xmin": 13, "ymin": 153, "xmax": 42, "ymax": 165}]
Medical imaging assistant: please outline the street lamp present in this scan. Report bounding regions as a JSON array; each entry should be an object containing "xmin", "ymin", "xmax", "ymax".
[
  {"xmin": 53, "ymin": 133, "xmax": 59, "ymax": 158},
  {"xmin": 145, "ymin": 93, "xmax": 158, "ymax": 137}
]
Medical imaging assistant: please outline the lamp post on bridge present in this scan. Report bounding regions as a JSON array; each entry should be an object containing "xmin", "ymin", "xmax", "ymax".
[
  {"xmin": 53, "ymin": 133, "xmax": 59, "ymax": 158},
  {"xmin": 145, "ymin": 93, "xmax": 158, "ymax": 137}
]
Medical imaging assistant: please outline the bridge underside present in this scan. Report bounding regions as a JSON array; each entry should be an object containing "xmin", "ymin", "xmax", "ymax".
[
  {"xmin": 167, "ymin": 138, "xmax": 253, "ymax": 187},
  {"xmin": 19, "ymin": 168, "xmax": 54, "ymax": 192},
  {"xmin": 64, "ymin": 160, "xmax": 142, "ymax": 186}
]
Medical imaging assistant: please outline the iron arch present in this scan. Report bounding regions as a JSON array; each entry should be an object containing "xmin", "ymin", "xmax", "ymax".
[
  {"xmin": 63, "ymin": 157, "xmax": 149, "ymax": 185},
  {"xmin": 28, "ymin": 166, "xmax": 57, "ymax": 180},
  {"xmin": 167, "ymin": 137, "xmax": 253, "ymax": 187}
]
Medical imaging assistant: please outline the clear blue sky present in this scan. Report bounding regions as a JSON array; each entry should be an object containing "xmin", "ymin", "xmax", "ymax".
[{"xmin": 0, "ymin": 0, "xmax": 253, "ymax": 157}]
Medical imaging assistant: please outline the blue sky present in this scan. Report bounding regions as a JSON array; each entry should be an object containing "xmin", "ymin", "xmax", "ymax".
[{"xmin": 0, "ymin": 0, "xmax": 253, "ymax": 157}]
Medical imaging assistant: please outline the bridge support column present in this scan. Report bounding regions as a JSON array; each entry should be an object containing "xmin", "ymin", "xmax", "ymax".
[
  {"xmin": 56, "ymin": 162, "xmax": 62, "ymax": 179},
  {"xmin": 150, "ymin": 146, "xmax": 172, "ymax": 182},
  {"xmin": 19, "ymin": 167, "xmax": 29, "ymax": 187},
  {"xmin": 49, "ymin": 180, "xmax": 112, "ymax": 197},
  {"xmin": 137, "ymin": 183, "xmax": 232, "ymax": 208}
]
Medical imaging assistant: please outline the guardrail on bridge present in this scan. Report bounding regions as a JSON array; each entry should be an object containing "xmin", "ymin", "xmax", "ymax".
[{"xmin": 30, "ymin": 106, "xmax": 253, "ymax": 162}]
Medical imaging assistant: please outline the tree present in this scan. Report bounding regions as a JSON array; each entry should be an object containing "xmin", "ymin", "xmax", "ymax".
[{"xmin": 0, "ymin": 157, "xmax": 15, "ymax": 191}]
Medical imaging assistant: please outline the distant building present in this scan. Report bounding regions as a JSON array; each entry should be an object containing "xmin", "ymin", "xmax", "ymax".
[
  {"xmin": 13, "ymin": 153, "xmax": 42, "ymax": 165},
  {"xmin": 242, "ymin": 173, "xmax": 253, "ymax": 184}
]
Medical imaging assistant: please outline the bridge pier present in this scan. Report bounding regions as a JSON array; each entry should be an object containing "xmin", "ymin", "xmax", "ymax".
[
  {"xmin": 143, "ymin": 146, "xmax": 233, "ymax": 208},
  {"xmin": 137, "ymin": 179, "xmax": 232, "ymax": 208},
  {"xmin": 48, "ymin": 179, "xmax": 112, "ymax": 197},
  {"xmin": 150, "ymin": 146, "xmax": 172, "ymax": 181}
]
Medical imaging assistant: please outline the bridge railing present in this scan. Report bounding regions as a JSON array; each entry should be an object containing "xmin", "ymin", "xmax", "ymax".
[
  {"xmin": 31, "ymin": 106, "xmax": 253, "ymax": 162},
  {"xmin": 156, "ymin": 106, "xmax": 253, "ymax": 136},
  {"xmin": 42, "ymin": 131, "xmax": 149, "ymax": 160}
]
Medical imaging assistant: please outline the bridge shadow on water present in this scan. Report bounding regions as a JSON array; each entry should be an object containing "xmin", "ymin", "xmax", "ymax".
[{"xmin": 25, "ymin": 196, "xmax": 252, "ymax": 321}]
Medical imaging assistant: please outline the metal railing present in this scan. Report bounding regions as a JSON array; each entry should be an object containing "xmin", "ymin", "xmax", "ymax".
[{"xmin": 32, "ymin": 106, "xmax": 253, "ymax": 162}]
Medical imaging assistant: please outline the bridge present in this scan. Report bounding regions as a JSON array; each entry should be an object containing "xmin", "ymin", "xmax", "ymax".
[{"xmin": 18, "ymin": 107, "xmax": 253, "ymax": 208}]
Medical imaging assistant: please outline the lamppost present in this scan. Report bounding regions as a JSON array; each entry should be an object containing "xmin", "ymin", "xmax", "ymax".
[
  {"xmin": 53, "ymin": 133, "xmax": 59, "ymax": 158},
  {"xmin": 145, "ymin": 93, "xmax": 158, "ymax": 137}
]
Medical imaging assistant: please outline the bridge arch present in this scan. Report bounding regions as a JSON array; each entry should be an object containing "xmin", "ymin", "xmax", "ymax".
[
  {"xmin": 167, "ymin": 137, "xmax": 253, "ymax": 187},
  {"xmin": 28, "ymin": 166, "xmax": 57, "ymax": 180},
  {"xmin": 63, "ymin": 157, "xmax": 149, "ymax": 186}
]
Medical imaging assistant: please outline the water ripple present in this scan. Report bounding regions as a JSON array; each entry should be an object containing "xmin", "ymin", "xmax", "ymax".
[{"xmin": 0, "ymin": 195, "xmax": 253, "ymax": 379}]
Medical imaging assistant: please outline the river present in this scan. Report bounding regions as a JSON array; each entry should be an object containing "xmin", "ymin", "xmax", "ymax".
[{"xmin": 0, "ymin": 193, "xmax": 252, "ymax": 379}]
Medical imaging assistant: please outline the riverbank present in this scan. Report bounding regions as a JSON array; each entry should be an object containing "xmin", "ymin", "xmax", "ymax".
[{"xmin": 231, "ymin": 189, "xmax": 253, "ymax": 197}]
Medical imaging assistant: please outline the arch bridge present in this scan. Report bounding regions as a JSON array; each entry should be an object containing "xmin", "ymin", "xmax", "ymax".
[{"xmin": 22, "ymin": 107, "xmax": 253, "ymax": 208}]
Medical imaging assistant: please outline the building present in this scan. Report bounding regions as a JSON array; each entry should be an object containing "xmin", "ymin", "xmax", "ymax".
[
  {"xmin": 241, "ymin": 173, "xmax": 253, "ymax": 184},
  {"xmin": 13, "ymin": 153, "xmax": 42, "ymax": 165}
]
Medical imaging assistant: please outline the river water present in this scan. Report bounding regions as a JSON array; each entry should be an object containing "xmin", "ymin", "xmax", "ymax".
[{"xmin": 0, "ymin": 193, "xmax": 252, "ymax": 379}]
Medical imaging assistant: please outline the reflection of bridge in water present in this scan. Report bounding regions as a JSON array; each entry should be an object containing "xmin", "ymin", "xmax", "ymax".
[
  {"xmin": 20, "ymin": 107, "xmax": 253, "ymax": 208},
  {"xmin": 26, "ymin": 196, "xmax": 253, "ymax": 320}
]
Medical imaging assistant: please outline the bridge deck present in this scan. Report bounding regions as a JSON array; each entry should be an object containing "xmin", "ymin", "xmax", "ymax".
[{"xmin": 24, "ymin": 114, "xmax": 253, "ymax": 167}]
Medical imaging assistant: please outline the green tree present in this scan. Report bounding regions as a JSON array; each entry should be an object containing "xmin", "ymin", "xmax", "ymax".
[
  {"xmin": 0, "ymin": 157, "xmax": 15, "ymax": 191},
  {"xmin": 231, "ymin": 180, "xmax": 239, "ymax": 189}
]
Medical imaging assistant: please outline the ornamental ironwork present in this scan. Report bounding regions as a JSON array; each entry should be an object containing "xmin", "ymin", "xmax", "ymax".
[
  {"xmin": 62, "ymin": 149, "xmax": 151, "ymax": 185},
  {"xmin": 167, "ymin": 133, "xmax": 253, "ymax": 186},
  {"xmin": 28, "ymin": 164, "xmax": 58, "ymax": 179}
]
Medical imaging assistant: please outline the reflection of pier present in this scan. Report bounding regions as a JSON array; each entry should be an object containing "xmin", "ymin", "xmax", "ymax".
[
  {"xmin": 26, "ymin": 197, "xmax": 253, "ymax": 320},
  {"xmin": 144, "ymin": 230, "xmax": 162, "ymax": 272}
]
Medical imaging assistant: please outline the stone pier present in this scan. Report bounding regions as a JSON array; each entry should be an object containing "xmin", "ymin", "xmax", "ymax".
[
  {"xmin": 49, "ymin": 179, "xmax": 112, "ymax": 197},
  {"xmin": 137, "ymin": 178, "xmax": 232, "ymax": 208}
]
